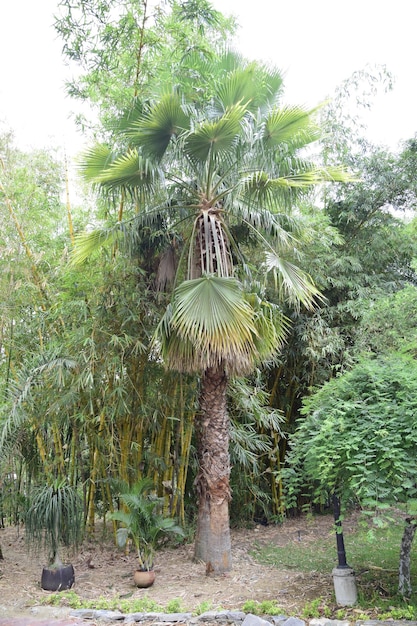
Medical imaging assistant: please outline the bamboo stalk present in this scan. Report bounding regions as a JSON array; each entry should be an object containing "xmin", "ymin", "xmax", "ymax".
[
  {"xmin": 86, "ymin": 410, "xmax": 106, "ymax": 533},
  {"xmin": 64, "ymin": 153, "xmax": 75, "ymax": 246}
]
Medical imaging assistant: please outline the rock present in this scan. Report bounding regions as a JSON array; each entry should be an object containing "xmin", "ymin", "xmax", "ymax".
[
  {"xmin": 70, "ymin": 608, "xmax": 98, "ymax": 619},
  {"xmin": 123, "ymin": 613, "xmax": 146, "ymax": 623},
  {"xmin": 281, "ymin": 618, "xmax": 305, "ymax": 626},
  {"xmin": 197, "ymin": 612, "xmax": 245, "ymax": 623},
  {"xmin": 198, "ymin": 612, "xmax": 223, "ymax": 622},
  {"xmin": 268, "ymin": 616, "xmax": 289, "ymax": 626},
  {"xmin": 157, "ymin": 614, "xmax": 193, "ymax": 622},
  {"xmin": 310, "ymin": 620, "xmax": 350, "ymax": 626},
  {"xmin": 91, "ymin": 609, "xmax": 126, "ymax": 621},
  {"xmin": 242, "ymin": 614, "xmax": 274, "ymax": 626}
]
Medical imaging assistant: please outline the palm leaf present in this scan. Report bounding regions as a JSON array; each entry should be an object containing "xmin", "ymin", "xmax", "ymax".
[
  {"xmin": 128, "ymin": 93, "xmax": 190, "ymax": 159},
  {"xmin": 71, "ymin": 226, "xmax": 124, "ymax": 265},
  {"xmin": 242, "ymin": 168, "xmax": 355, "ymax": 210},
  {"xmin": 184, "ymin": 104, "xmax": 246, "ymax": 163},
  {"xmin": 171, "ymin": 275, "xmax": 257, "ymax": 351},
  {"xmin": 215, "ymin": 63, "xmax": 283, "ymax": 113},
  {"xmin": 265, "ymin": 252, "xmax": 323, "ymax": 310},
  {"xmin": 78, "ymin": 144, "xmax": 115, "ymax": 183},
  {"xmin": 264, "ymin": 105, "xmax": 321, "ymax": 148},
  {"xmin": 154, "ymin": 276, "xmax": 286, "ymax": 375},
  {"xmin": 94, "ymin": 150, "xmax": 161, "ymax": 192}
]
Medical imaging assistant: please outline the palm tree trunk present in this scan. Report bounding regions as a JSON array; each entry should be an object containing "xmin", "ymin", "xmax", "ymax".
[{"xmin": 194, "ymin": 366, "xmax": 232, "ymax": 574}]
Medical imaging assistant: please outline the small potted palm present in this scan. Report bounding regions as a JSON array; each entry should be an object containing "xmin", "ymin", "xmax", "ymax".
[
  {"xmin": 25, "ymin": 480, "xmax": 83, "ymax": 591},
  {"xmin": 110, "ymin": 478, "xmax": 184, "ymax": 587}
]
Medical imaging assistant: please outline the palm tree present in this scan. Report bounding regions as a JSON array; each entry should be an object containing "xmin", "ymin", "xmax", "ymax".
[{"xmin": 75, "ymin": 53, "xmax": 352, "ymax": 574}]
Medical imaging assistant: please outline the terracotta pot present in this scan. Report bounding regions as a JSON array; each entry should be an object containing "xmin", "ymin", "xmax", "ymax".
[
  {"xmin": 41, "ymin": 564, "xmax": 75, "ymax": 591},
  {"xmin": 133, "ymin": 569, "xmax": 155, "ymax": 588}
]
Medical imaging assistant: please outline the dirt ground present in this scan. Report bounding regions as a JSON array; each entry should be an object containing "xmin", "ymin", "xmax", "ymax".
[{"xmin": 0, "ymin": 514, "xmax": 349, "ymax": 619}]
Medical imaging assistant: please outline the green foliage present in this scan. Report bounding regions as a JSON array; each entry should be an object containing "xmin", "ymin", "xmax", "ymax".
[
  {"xmin": 283, "ymin": 353, "xmax": 417, "ymax": 509},
  {"xmin": 54, "ymin": 0, "xmax": 234, "ymax": 135},
  {"xmin": 165, "ymin": 598, "xmax": 185, "ymax": 613},
  {"xmin": 25, "ymin": 481, "xmax": 83, "ymax": 567},
  {"xmin": 266, "ymin": 70, "xmax": 417, "ymax": 468},
  {"xmin": 241, "ymin": 600, "xmax": 285, "ymax": 615},
  {"xmin": 193, "ymin": 600, "xmax": 215, "ymax": 615},
  {"xmin": 110, "ymin": 478, "xmax": 184, "ymax": 570},
  {"xmin": 301, "ymin": 598, "xmax": 332, "ymax": 619},
  {"xmin": 355, "ymin": 284, "xmax": 417, "ymax": 355},
  {"xmin": 43, "ymin": 590, "xmax": 164, "ymax": 612}
]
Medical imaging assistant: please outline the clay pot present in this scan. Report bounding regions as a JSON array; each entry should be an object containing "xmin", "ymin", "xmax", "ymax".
[
  {"xmin": 41, "ymin": 564, "xmax": 75, "ymax": 591},
  {"xmin": 133, "ymin": 569, "xmax": 155, "ymax": 588}
]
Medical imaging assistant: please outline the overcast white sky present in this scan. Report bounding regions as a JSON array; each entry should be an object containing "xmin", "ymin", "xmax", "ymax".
[{"xmin": 1, "ymin": 0, "xmax": 416, "ymax": 155}]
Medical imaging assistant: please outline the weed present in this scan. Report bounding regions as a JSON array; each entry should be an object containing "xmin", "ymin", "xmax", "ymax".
[
  {"xmin": 165, "ymin": 598, "xmax": 185, "ymax": 613},
  {"xmin": 241, "ymin": 600, "xmax": 284, "ymax": 616},
  {"xmin": 193, "ymin": 600, "xmax": 214, "ymax": 615},
  {"xmin": 301, "ymin": 598, "xmax": 321, "ymax": 618}
]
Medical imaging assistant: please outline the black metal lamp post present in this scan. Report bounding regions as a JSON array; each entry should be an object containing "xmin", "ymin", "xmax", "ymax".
[
  {"xmin": 333, "ymin": 493, "xmax": 348, "ymax": 568},
  {"xmin": 331, "ymin": 492, "xmax": 358, "ymax": 605}
]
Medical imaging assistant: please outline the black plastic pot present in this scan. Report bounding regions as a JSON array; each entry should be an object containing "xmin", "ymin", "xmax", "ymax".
[{"xmin": 41, "ymin": 564, "xmax": 75, "ymax": 591}]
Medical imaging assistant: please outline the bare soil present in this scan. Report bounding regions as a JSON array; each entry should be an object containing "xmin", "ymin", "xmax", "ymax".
[{"xmin": 0, "ymin": 514, "xmax": 350, "ymax": 619}]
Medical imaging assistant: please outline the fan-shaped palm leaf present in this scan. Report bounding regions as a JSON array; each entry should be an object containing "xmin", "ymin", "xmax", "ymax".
[
  {"xmin": 71, "ymin": 226, "xmax": 125, "ymax": 265},
  {"xmin": 94, "ymin": 149, "xmax": 161, "ymax": 193},
  {"xmin": 171, "ymin": 275, "xmax": 257, "ymax": 351},
  {"xmin": 184, "ymin": 104, "xmax": 246, "ymax": 163},
  {"xmin": 154, "ymin": 276, "xmax": 285, "ymax": 375},
  {"xmin": 264, "ymin": 105, "xmax": 321, "ymax": 148},
  {"xmin": 78, "ymin": 144, "xmax": 115, "ymax": 183},
  {"xmin": 128, "ymin": 93, "xmax": 190, "ymax": 159},
  {"xmin": 214, "ymin": 63, "xmax": 283, "ymax": 113},
  {"xmin": 265, "ymin": 252, "xmax": 323, "ymax": 309}
]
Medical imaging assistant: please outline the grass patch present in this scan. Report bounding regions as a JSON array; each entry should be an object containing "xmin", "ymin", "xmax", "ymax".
[
  {"xmin": 242, "ymin": 600, "xmax": 285, "ymax": 615},
  {"xmin": 42, "ymin": 590, "xmax": 165, "ymax": 613}
]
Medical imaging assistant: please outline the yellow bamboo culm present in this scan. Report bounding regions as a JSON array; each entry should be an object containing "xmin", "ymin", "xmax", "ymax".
[
  {"xmin": 175, "ymin": 411, "xmax": 194, "ymax": 526},
  {"xmin": 34, "ymin": 429, "xmax": 54, "ymax": 483},
  {"xmin": 51, "ymin": 419, "xmax": 66, "ymax": 476},
  {"xmin": 69, "ymin": 423, "xmax": 78, "ymax": 487},
  {"xmin": 86, "ymin": 410, "xmax": 106, "ymax": 534}
]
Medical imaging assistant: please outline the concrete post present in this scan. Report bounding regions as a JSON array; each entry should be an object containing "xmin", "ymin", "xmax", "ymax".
[{"xmin": 332, "ymin": 566, "xmax": 358, "ymax": 606}]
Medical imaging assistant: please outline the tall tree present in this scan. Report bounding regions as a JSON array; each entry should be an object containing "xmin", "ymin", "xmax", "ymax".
[{"xmin": 75, "ymin": 54, "xmax": 351, "ymax": 573}]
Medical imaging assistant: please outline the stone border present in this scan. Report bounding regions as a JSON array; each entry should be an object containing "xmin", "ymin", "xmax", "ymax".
[{"xmin": 68, "ymin": 611, "xmax": 417, "ymax": 626}]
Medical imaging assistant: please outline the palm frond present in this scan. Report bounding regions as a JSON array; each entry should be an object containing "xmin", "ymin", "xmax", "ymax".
[
  {"xmin": 94, "ymin": 150, "xmax": 161, "ymax": 193},
  {"xmin": 171, "ymin": 275, "xmax": 257, "ymax": 352},
  {"xmin": 71, "ymin": 226, "xmax": 124, "ymax": 265},
  {"xmin": 235, "ymin": 205, "xmax": 301, "ymax": 246},
  {"xmin": 311, "ymin": 166, "xmax": 359, "ymax": 184},
  {"xmin": 265, "ymin": 252, "xmax": 324, "ymax": 310},
  {"xmin": 245, "ymin": 291, "xmax": 290, "ymax": 358},
  {"xmin": 77, "ymin": 144, "xmax": 115, "ymax": 183},
  {"xmin": 154, "ymin": 276, "xmax": 286, "ymax": 375},
  {"xmin": 184, "ymin": 104, "xmax": 246, "ymax": 163},
  {"xmin": 264, "ymin": 105, "xmax": 321, "ymax": 148},
  {"xmin": 215, "ymin": 63, "xmax": 283, "ymax": 113},
  {"xmin": 154, "ymin": 276, "xmax": 259, "ymax": 373},
  {"xmin": 241, "ymin": 169, "xmax": 354, "ymax": 211},
  {"xmin": 128, "ymin": 93, "xmax": 190, "ymax": 160}
]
